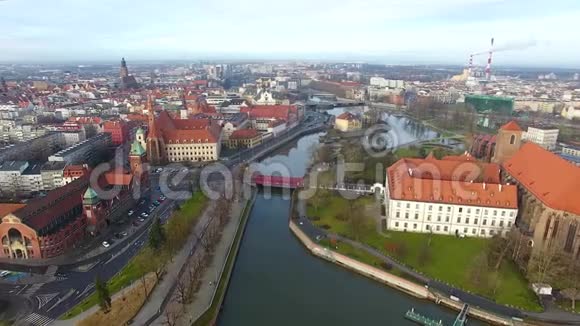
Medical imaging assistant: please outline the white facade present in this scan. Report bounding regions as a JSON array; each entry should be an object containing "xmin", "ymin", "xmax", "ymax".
[
  {"xmin": 563, "ymin": 146, "xmax": 580, "ymax": 157},
  {"xmin": 523, "ymin": 127, "xmax": 559, "ymax": 150},
  {"xmin": 267, "ymin": 121, "xmax": 287, "ymax": 136},
  {"xmin": 386, "ymin": 199, "xmax": 517, "ymax": 238},
  {"xmin": 369, "ymin": 77, "xmax": 404, "ymax": 89},
  {"xmin": 165, "ymin": 142, "xmax": 220, "ymax": 162}
]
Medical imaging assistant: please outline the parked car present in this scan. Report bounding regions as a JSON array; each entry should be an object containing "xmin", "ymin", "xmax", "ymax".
[
  {"xmin": 153, "ymin": 201, "xmax": 160, "ymax": 206},
  {"xmin": 102, "ymin": 241, "xmax": 110, "ymax": 248},
  {"xmin": 121, "ymin": 231, "xmax": 128, "ymax": 237},
  {"xmin": 128, "ymin": 210, "xmax": 134, "ymax": 216},
  {"xmin": 141, "ymin": 212, "xmax": 148, "ymax": 217},
  {"xmin": 138, "ymin": 218, "xmax": 145, "ymax": 222}
]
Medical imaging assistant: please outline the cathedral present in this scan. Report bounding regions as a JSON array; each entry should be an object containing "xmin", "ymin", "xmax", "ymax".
[{"xmin": 118, "ymin": 57, "xmax": 140, "ymax": 90}]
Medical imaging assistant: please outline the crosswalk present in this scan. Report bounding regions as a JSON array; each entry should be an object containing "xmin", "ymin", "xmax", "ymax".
[{"xmin": 17, "ymin": 312, "xmax": 54, "ymax": 326}]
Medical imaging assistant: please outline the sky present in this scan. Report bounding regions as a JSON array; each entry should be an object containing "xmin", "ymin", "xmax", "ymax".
[{"xmin": 1, "ymin": 0, "xmax": 580, "ymax": 67}]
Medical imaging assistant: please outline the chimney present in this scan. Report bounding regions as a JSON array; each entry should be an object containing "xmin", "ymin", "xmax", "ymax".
[
  {"xmin": 499, "ymin": 184, "xmax": 503, "ymax": 192},
  {"xmin": 408, "ymin": 168, "xmax": 413, "ymax": 176},
  {"xmin": 483, "ymin": 182, "xmax": 487, "ymax": 190}
]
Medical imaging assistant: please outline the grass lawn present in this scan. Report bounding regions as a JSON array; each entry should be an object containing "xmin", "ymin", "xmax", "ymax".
[
  {"xmin": 306, "ymin": 194, "xmax": 542, "ymax": 312},
  {"xmin": 77, "ymin": 273, "xmax": 156, "ymax": 326}
]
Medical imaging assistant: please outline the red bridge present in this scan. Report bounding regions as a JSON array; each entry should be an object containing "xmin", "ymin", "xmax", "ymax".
[{"xmin": 251, "ymin": 174, "xmax": 304, "ymax": 189}]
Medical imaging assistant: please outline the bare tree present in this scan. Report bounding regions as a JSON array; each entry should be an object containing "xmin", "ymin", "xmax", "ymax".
[
  {"xmin": 162, "ymin": 307, "xmax": 181, "ymax": 326},
  {"xmin": 562, "ymin": 259, "xmax": 580, "ymax": 310},
  {"xmin": 527, "ymin": 243, "xmax": 567, "ymax": 284}
]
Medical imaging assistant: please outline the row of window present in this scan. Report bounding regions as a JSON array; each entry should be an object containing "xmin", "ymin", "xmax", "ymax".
[
  {"xmin": 393, "ymin": 211, "xmax": 512, "ymax": 227},
  {"xmin": 395, "ymin": 202, "xmax": 515, "ymax": 218},
  {"xmin": 167, "ymin": 145, "xmax": 214, "ymax": 150},
  {"xmin": 392, "ymin": 222, "xmax": 507, "ymax": 236}
]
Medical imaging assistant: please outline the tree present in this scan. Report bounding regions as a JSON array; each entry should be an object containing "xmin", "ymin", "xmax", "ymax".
[
  {"xmin": 527, "ymin": 244, "xmax": 567, "ymax": 284},
  {"xmin": 467, "ymin": 253, "xmax": 490, "ymax": 292},
  {"xmin": 417, "ymin": 242, "xmax": 432, "ymax": 267},
  {"xmin": 561, "ymin": 259, "xmax": 580, "ymax": 310},
  {"xmin": 487, "ymin": 232, "xmax": 516, "ymax": 271},
  {"xmin": 149, "ymin": 217, "xmax": 166, "ymax": 250},
  {"xmin": 95, "ymin": 276, "xmax": 112, "ymax": 313},
  {"xmin": 394, "ymin": 242, "xmax": 408, "ymax": 261}
]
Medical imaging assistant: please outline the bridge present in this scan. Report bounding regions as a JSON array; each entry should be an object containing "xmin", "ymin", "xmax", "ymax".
[
  {"xmin": 306, "ymin": 183, "xmax": 385, "ymax": 195},
  {"xmin": 251, "ymin": 174, "xmax": 304, "ymax": 189},
  {"xmin": 452, "ymin": 304, "xmax": 469, "ymax": 326}
]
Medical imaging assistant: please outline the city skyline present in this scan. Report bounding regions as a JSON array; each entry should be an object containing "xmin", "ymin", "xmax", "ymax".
[{"xmin": 1, "ymin": 0, "xmax": 580, "ymax": 67}]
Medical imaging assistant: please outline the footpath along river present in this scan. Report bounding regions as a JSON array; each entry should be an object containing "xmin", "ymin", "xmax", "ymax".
[{"xmin": 218, "ymin": 116, "xmax": 483, "ymax": 325}]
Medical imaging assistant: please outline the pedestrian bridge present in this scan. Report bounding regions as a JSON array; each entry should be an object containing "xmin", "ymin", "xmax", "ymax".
[
  {"xmin": 306, "ymin": 183, "xmax": 384, "ymax": 195},
  {"xmin": 251, "ymin": 174, "xmax": 304, "ymax": 189}
]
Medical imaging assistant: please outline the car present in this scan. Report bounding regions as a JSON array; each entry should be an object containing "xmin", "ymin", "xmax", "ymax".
[
  {"xmin": 128, "ymin": 210, "xmax": 134, "ymax": 216},
  {"xmin": 102, "ymin": 241, "xmax": 110, "ymax": 248},
  {"xmin": 149, "ymin": 207, "xmax": 154, "ymax": 213},
  {"xmin": 138, "ymin": 218, "xmax": 145, "ymax": 222},
  {"xmin": 142, "ymin": 213, "xmax": 149, "ymax": 218},
  {"xmin": 153, "ymin": 201, "xmax": 160, "ymax": 206},
  {"xmin": 156, "ymin": 168, "xmax": 163, "ymax": 173},
  {"xmin": 139, "ymin": 199, "xmax": 146, "ymax": 205},
  {"xmin": 0, "ymin": 271, "xmax": 11, "ymax": 278},
  {"xmin": 141, "ymin": 212, "xmax": 147, "ymax": 217},
  {"xmin": 121, "ymin": 231, "xmax": 128, "ymax": 236}
]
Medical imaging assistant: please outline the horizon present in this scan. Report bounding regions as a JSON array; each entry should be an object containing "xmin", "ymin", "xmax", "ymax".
[{"xmin": 1, "ymin": 0, "xmax": 580, "ymax": 68}]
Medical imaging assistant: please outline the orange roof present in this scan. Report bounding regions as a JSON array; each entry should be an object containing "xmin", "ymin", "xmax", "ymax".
[
  {"xmin": 337, "ymin": 112, "xmax": 359, "ymax": 121},
  {"xmin": 104, "ymin": 170, "xmax": 133, "ymax": 186},
  {"xmin": 500, "ymin": 121, "xmax": 522, "ymax": 131},
  {"xmin": 0, "ymin": 203, "xmax": 26, "ymax": 218},
  {"xmin": 387, "ymin": 158, "xmax": 517, "ymax": 209},
  {"xmin": 442, "ymin": 153, "xmax": 476, "ymax": 162},
  {"xmin": 503, "ymin": 143, "xmax": 580, "ymax": 215},
  {"xmin": 230, "ymin": 129, "xmax": 260, "ymax": 140},
  {"xmin": 63, "ymin": 165, "xmax": 89, "ymax": 178}
]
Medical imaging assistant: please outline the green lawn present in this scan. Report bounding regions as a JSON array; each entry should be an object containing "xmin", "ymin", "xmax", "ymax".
[{"xmin": 306, "ymin": 194, "xmax": 542, "ymax": 312}]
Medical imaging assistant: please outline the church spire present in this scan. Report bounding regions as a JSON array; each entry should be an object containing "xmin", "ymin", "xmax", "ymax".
[{"xmin": 120, "ymin": 57, "xmax": 129, "ymax": 78}]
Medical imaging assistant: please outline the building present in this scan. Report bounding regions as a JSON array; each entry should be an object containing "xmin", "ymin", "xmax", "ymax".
[
  {"xmin": 465, "ymin": 94, "xmax": 514, "ymax": 115},
  {"xmin": 145, "ymin": 96, "xmax": 222, "ymax": 164},
  {"xmin": 502, "ymin": 143, "xmax": 580, "ymax": 263},
  {"xmin": 522, "ymin": 126, "xmax": 559, "ymax": 150},
  {"xmin": 119, "ymin": 58, "xmax": 139, "ymax": 89},
  {"xmin": 383, "ymin": 153, "xmax": 518, "ymax": 238},
  {"xmin": 221, "ymin": 113, "xmax": 249, "ymax": 140},
  {"xmin": 62, "ymin": 164, "xmax": 90, "ymax": 185},
  {"xmin": 492, "ymin": 121, "xmax": 523, "ymax": 164},
  {"xmin": 563, "ymin": 145, "xmax": 580, "ymax": 157},
  {"xmin": 225, "ymin": 129, "xmax": 262, "ymax": 149},
  {"xmin": 48, "ymin": 133, "xmax": 112, "ymax": 165},
  {"xmin": 103, "ymin": 119, "xmax": 129, "ymax": 146},
  {"xmin": 53, "ymin": 122, "xmax": 86, "ymax": 147},
  {"xmin": 40, "ymin": 161, "xmax": 67, "ymax": 190},
  {"xmin": 0, "ymin": 161, "xmax": 29, "ymax": 196},
  {"xmin": 241, "ymin": 105, "xmax": 299, "ymax": 132},
  {"xmin": 0, "ymin": 133, "xmax": 62, "ymax": 162},
  {"xmin": 334, "ymin": 112, "xmax": 362, "ymax": 132}
]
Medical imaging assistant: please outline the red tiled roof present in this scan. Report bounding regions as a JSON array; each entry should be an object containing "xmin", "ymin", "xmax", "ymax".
[
  {"xmin": 0, "ymin": 204, "xmax": 26, "ymax": 218},
  {"xmin": 104, "ymin": 170, "xmax": 133, "ymax": 186},
  {"xmin": 387, "ymin": 157, "xmax": 517, "ymax": 209},
  {"xmin": 500, "ymin": 121, "xmax": 522, "ymax": 131},
  {"xmin": 503, "ymin": 143, "xmax": 580, "ymax": 215},
  {"xmin": 230, "ymin": 129, "xmax": 260, "ymax": 140},
  {"xmin": 442, "ymin": 153, "xmax": 475, "ymax": 162},
  {"xmin": 63, "ymin": 165, "xmax": 89, "ymax": 178}
]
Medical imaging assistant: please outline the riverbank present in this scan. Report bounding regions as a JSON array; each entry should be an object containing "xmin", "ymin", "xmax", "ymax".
[
  {"xmin": 191, "ymin": 190, "xmax": 257, "ymax": 326},
  {"xmin": 289, "ymin": 219, "xmax": 529, "ymax": 326}
]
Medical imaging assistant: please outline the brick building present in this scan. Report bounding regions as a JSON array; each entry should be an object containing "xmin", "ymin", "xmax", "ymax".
[{"xmin": 103, "ymin": 119, "xmax": 129, "ymax": 146}]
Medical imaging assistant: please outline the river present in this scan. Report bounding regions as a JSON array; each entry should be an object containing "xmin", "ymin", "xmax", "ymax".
[{"xmin": 218, "ymin": 116, "xmax": 480, "ymax": 325}]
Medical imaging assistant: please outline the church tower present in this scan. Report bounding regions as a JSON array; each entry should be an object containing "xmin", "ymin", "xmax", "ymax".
[
  {"xmin": 135, "ymin": 127, "xmax": 147, "ymax": 150},
  {"xmin": 145, "ymin": 95, "xmax": 166, "ymax": 165},
  {"xmin": 83, "ymin": 187, "xmax": 107, "ymax": 235},
  {"xmin": 130, "ymin": 139, "xmax": 149, "ymax": 192},
  {"xmin": 492, "ymin": 121, "xmax": 523, "ymax": 164},
  {"xmin": 120, "ymin": 57, "xmax": 129, "ymax": 79}
]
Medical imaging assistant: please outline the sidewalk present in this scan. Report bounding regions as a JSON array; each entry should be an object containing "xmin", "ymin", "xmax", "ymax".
[
  {"xmin": 165, "ymin": 199, "xmax": 246, "ymax": 326},
  {"xmin": 129, "ymin": 199, "xmax": 217, "ymax": 325}
]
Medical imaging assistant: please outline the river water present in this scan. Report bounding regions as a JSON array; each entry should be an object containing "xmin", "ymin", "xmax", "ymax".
[{"xmin": 218, "ymin": 116, "xmax": 480, "ymax": 326}]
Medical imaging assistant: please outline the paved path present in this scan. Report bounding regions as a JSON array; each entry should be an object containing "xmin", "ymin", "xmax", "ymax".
[
  {"xmin": 295, "ymin": 196, "xmax": 580, "ymax": 323},
  {"xmin": 129, "ymin": 199, "xmax": 218, "ymax": 325},
  {"xmin": 158, "ymin": 199, "xmax": 246, "ymax": 326}
]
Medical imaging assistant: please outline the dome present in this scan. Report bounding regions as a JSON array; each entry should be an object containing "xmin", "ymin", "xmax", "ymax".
[{"xmin": 130, "ymin": 140, "xmax": 146, "ymax": 156}]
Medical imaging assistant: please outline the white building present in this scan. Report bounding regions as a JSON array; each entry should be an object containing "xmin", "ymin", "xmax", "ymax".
[
  {"xmin": 522, "ymin": 127, "xmax": 559, "ymax": 150},
  {"xmin": 369, "ymin": 77, "xmax": 404, "ymax": 89},
  {"xmin": 562, "ymin": 145, "xmax": 580, "ymax": 157},
  {"xmin": 383, "ymin": 155, "xmax": 518, "ymax": 238}
]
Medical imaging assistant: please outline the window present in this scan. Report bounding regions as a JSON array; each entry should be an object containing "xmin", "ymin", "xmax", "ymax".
[
  {"xmin": 483, "ymin": 219, "xmax": 487, "ymax": 226},
  {"xmin": 459, "ymin": 207, "xmax": 463, "ymax": 213},
  {"xmin": 510, "ymin": 134, "xmax": 516, "ymax": 144},
  {"xmin": 436, "ymin": 225, "xmax": 440, "ymax": 231},
  {"xmin": 427, "ymin": 215, "xmax": 432, "ymax": 221},
  {"xmin": 406, "ymin": 203, "xmax": 410, "ymax": 209},
  {"xmin": 466, "ymin": 218, "xmax": 470, "ymax": 224},
  {"xmin": 457, "ymin": 217, "xmax": 461, "ymax": 223},
  {"xmin": 428, "ymin": 205, "xmax": 433, "ymax": 211},
  {"xmin": 508, "ymin": 221, "xmax": 512, "ymax": 227},
  {"xmin": 405, "ymin": 213, "xmax": 409, "ymax": 219},
  {"xmin": 404, "ymin": 222, "xmax": 408, "ymax": 228},
  {"xmin": 439, "ymin": 206, "xmax": 443, "ymax": 212},
  {"xmin": 490, "ymin": 230, "xmax": 495, "ymax": 235},
  {"xmin": 413, "ymin": 223, "xmax": 417, "ymax": 230},
  {"xmin": 445, "ymin": 216, "xmax": 450, "ymax": 222},
  {"xmin": 476, "ymin": 209, "xmax": 480, "ymax": 214},
  {"xmin": 501, "ymin": 211, "xmax": 506, "ymax": 217},
  {"xmin": 481, "ymin": 229, "xmax": 486, "ymax": 235},
  {"xmin": 467, "ymin": 208, "xmax": 471, "ymax": 214},
  {"xmin": 415, "ymin": 213, "xmax": 419, "ymax": 220},
  {"xmin": 499, "ymin": 221, "xmax": 504, "ymax": 227},
  {"xmin": 464, "ymin": 228, "xmax": 468, "ymax": 233},
  {"xmin": 397, "ymin": 202, "xmax": 401, "ymax": 208},
  {"xmin": 395, "ymin": 222, "xmax": 399, "ymax": 227},
  {"xmin": 474, "ymin": 218, "xmax": 478, "ymax": 225},
  {"xmin": 444, "ymin": 226, "xmax": 449, "ymax": 232},
  {"xmin": 426, "ymin": 225, "xmax": 430, "ymax": 230},
  {"xmin": 396, "ymin": 212, "xmax": 400, "ymax": 218},
  {"xmin": 437, "ymin": 216, "xmax": 441, "ymax": 222},
  {"xmin": 510, "ymin": 211, "xmax": 515, "ymax": 218},
  {"xmin": 472, "ymin": 228, "xmax": 476, "ymax": 234},
  {"xmin": 491, "ymin": 220, "xmax": 495, "ymax": 226},
  {"xmin": 484, "ymin": 209, "xmax": 488, "ymax": 215},
  {"xmin": 416, "ymin": 204, "xmax": 419, "ymax": 209},
  {"xmin": 493, "ymin": 210, "xmax": 497, "ymax": 216},
  {"xmin": 447, "ymin": 207, "xmax": 451, "ymax": 212}
]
